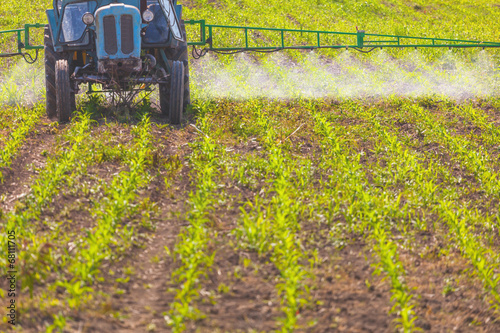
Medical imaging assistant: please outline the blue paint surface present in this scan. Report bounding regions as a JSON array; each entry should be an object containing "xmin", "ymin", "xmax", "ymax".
[
  {"xmin": 95, "ymin": 3, "xmax": 142, "ymax": 60},
  {"xmin": 47, "ymin": 0, "xmax": 183, "ymax": 56}
]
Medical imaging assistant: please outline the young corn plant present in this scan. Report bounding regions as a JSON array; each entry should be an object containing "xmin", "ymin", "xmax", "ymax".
[
  {"xmin": 311, "ymin": 110, "xmax": 419, "ymax": 332},
  {"xmin": 58, "ymin": 115, "xmax": 154, "ymax": 307},
  {"xmin": 398, "ymin": 102, "xmax": 500, "ymax": 196},
  {"xmin": 232, "ymin": 102, "xmax": 313, "ymax": 332},
  {"xmin": 0, "ymin": 104, "xmax": 45, "ymax": 182},
  {"xmin": 437, "ymin": 202, "xmax": 500, "ymax": 307},
  {"xmin": 348, "ymin": 101, "xmax": 500, "ymax": 312},
  {"xmin": 167, "ymin": 102, "xmax": 221, "ymax": 332},
  {"xmin": 452, "ymin": 104, "xmax": 500, "ymax": 147},
  {"xmin": 0, "ymin": 111, "xmax": 94, "ymax": 294}
]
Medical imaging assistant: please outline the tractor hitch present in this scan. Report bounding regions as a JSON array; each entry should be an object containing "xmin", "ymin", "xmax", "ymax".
[{"xmin": 73, "ymin": 75, "xmax": 168, "ymax": 84}]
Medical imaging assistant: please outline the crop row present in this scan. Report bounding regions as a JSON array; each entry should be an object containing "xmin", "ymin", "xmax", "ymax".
[
  {"xmin": 401, "ymin": 103, "xmax": 499, "ymax": 195},
  {"xmin": 167, "ymin": 103, "xmax": 224, "ymax": 332},
  {"xmin": 0, "ymin": 104, "xmax": 45, "ymax": 182},
  {"xmin": 387, "ymin": 102, "xmax": 500, "ymax": 307},
  {"xmin": 310, "ymin": 108, "xmax": 418, "ymax": 331},
  {"xmin": 3, "ymin": 97, "xmax": 500, "ymax": 331},
  {"xmin": 54, "ymin": 115, "xmax": 154, "ymax": 312},
  {"xmin": 338, "ymin": 100, "xmax": 500, "ymax": 310},
  {"xmin": 0, "ymin": 110, "xmax": 159, "ymax": 331},
  {"xmin": 0, "ymin": 111, "xmax": 95, "ymax": 294},
  {"xmin": 162, "ymin": 98, "xmax": 500, "ymax": 331},
  {"xmin": 234, "ymin": 102, "xmax": 312, "ymax": 331}
]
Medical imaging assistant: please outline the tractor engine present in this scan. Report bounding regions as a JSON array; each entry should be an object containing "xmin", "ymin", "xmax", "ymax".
[{"xmin": 95, "ymin": 3, "xmax": 142, "ymax": 74}]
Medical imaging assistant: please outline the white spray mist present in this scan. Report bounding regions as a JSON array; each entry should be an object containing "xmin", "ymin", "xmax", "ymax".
[
  {"xmin": 0, "ymin": 60, "xmax": 44, "ymax": 107},
  {"xmin": 190, "ymin": 50, "xmax": 500, "ymax": 101}
]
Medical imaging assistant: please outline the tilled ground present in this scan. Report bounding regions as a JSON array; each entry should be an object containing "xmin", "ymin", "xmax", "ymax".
[
  {"xmin": 2, "ymin": 99, "xmax": 500, "ymax": 333},
  {"xmin": 0, "ymin": 118, "xmax": 55, "ymax": 213}
]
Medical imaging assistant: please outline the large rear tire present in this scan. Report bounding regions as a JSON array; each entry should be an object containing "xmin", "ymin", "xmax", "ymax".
[
  {"xmin": 159, "ymin": 81, "xmax": 169, "ymax": 117},
  {"xmin": 167, "ymin": 61, "xmax": 185, "ymax": 125},
  {"xmin": 55, "ymin": 59, "xmax": 73, "ymax": 123},
  {"xmin": 163, "ymin": 21, "xmax": 190, "ymax": 111},
  {"xmin": 44, "ymin": 26, "xmax": 58, "ymax": 119}
]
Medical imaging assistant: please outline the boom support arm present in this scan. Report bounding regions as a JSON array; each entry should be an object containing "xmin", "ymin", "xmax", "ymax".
[{"xmin": 0, "ymin": 24, "xmax": 45, "ymax": 63}]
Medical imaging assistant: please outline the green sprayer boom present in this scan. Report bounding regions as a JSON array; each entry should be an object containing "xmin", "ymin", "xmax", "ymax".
[
  {"xmin": 1, "ymin": 20, "xmax": 500, "ymax": 62},
  {"xmin": 185, "ymin": 20, "xmax": 500, "ymax": 53}
]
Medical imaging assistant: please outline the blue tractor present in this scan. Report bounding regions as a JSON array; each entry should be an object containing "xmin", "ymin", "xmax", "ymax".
[{"xmin": 45, "ymin": 0, "xmax": 190, "ymax": 124}]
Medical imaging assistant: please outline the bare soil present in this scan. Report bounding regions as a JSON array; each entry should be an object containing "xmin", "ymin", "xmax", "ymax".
[
  {"xmin": 3, "ymin": 100, "xmax": 500, "ymax": 333},
  {"xmin": 0, "ymin": 117, "xmax": 55, "ymax": 212}
]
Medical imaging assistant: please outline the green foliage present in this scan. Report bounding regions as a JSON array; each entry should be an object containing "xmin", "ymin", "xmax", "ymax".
[
  {"xmin": 312, "ymin": 108, "xmax": 419, "ymax": 331},
  {"xmin": 45, "ymin": 312, "xmax": 68, "ymax": 333},
  {"xmin": 0, "ymin": 104, "xmax": 44, "ymax": 181},
  {"xmin": 167, "ymin": 102, "xmax": 221, "ymax": 332},
  {"xmin": 184, "ymin": 0, "xmax": 500, "ymax": 63},
  {"xmin": 3, "ymin": 0, "xmax": 500, "ymax": 332},
  {"xmin": 59, "ymin": 115, "xmax": 154, "ymax": 306},
  {"xmin": 230, "ymin": 103, "xmax": 313, "ymax": 331}
]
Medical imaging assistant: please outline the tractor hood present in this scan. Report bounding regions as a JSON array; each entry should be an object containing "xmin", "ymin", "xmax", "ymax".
[{"xmin": 95, "ymin": 3, "xmax": 143, "ymax": 73}]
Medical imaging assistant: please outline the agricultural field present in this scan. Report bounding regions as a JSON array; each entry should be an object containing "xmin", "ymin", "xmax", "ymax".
[{"xmin": 2, "ymin": 0, "xmax": 500, "ymax": 332}]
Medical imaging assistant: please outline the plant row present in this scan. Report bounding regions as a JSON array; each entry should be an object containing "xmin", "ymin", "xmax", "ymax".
[
  {"xmin": 167, "ymin": 102, "xmax": 223, "ymax": 332},
  {"xmin": 340, "ymin": 100, "xmax": 500, "ymax": 312},
  {"xmin": 0, "ymin": 104, "xmax": 45, "ymax": 182},
  {"xmin": 233, "ymin": 102, "xmax": 313, "ymax": 332}
]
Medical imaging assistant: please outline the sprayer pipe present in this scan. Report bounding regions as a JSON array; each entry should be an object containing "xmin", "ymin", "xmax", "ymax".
[
  {"xmin": 0, "ymin": 28, "xmax": 23, "ymax": 34},
  {"xmin": 205, "ymin": 43, "xmax": 500, "ymax": 52}
]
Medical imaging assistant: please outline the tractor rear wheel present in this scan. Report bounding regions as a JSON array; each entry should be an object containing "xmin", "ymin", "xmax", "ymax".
[
  {"xmin": 55, "ymin": 59, "xmax": 73, "ymax": 123},
  {"xmin": 161, "ymin": 61, "xmax": 184, "ymax": 125},
  {"xmin": 163, "ymin": 21, "xmax": 190, "ymax": 112},
  {"xmin": 44, "ymin": 26, "xmax": 58, "ymax": 119}
]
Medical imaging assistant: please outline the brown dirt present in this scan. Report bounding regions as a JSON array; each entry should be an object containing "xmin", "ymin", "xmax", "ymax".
[
  {"xmin": 59, "ymin": 123, "xmax": 198, "ymax": 333},
  {"xmin": 398, "ymin": 229, "xmax": 500, "ymax": 332},
  {"xmin": 0, "ymin": 117, "xmax": 55, "ymax": 212},
  {"xmin": 302, "ymin": 238, "xmax": 396, "ymax": 333},
  {"xmin": 4, "ymin": 99, "xmax": 500, "ymax": 333}
]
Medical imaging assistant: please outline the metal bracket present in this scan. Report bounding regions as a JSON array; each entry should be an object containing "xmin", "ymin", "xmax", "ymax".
[
  {"xmin": 0, "ymin": 23, "xmax": 44, "ymax": 62},
  {"xmin": 159, "ymin": 49, "xmax": 171, "ymax": 75}
]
